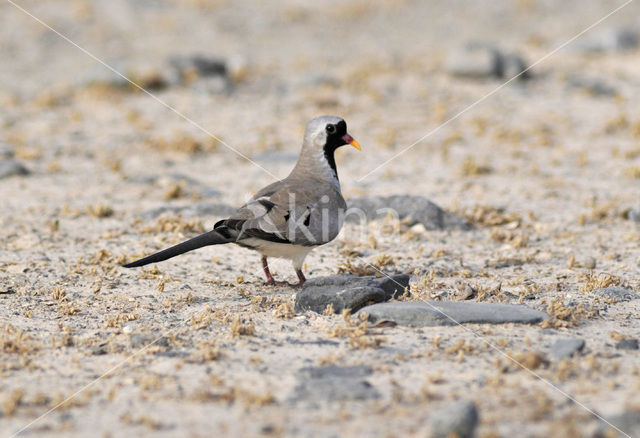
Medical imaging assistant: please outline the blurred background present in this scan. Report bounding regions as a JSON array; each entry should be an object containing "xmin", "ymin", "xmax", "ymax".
[
  {"xmin": 2, "ymin": 1, "xmax": 640, "ymax": 436},
  {"xmin": 2, "ymin": 0, "xmax": 640, "ymax": 211}
]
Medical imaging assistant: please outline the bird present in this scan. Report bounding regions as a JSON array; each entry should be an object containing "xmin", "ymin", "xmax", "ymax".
[{"xmin": 123, "ymin": 115, "xmax": 361, "ymax": 287}]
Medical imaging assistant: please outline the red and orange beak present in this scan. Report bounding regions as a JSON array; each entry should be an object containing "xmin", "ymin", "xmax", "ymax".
[{"xmin": 342, "ymin": 133, "xmax": 361, "ymax": 150}]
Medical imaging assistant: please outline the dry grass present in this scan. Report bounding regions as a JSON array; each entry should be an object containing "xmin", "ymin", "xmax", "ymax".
[
  {"xmin": 164, "ymin": 182, "xmax": 186, "ymax": 200},
  {"xmin": 50, "ymin": 286, "xmax": 67, "ymax": 301},
  {"xmin": 457, "ymin": 205, "xmax": 522, "ymax": 227},
  {"xmin": 189, "ymin": 341, "xmax": 221, "ymax": 363},
  {"xmin": 328, "ymin": 310, "xmax": 385, "ymax": 349},
  {"xmin": 145, "ymin": 132, "xmax": 219, "ymax": 155},
  {"xmin": 190, "ymin": 310, "xmax": 213, "ymax": 329},
  {"xmin": 490, "ymin": 228, "xmax": 530, "ymax": 248},
  {"xmin": 1, "ymin": 324, "xmax": 40, "ymax": 355},
  {"xmin": 625, "ymin": 167, "xmax": 640, "ymax": 179},
  {"xmin": 1, "ymin": 389, "xmax": 24, "ymax": 417},
  {"xmin": 230, "ymin": 317, "xmax": 256, "ymax": 337},
  {"xmin": 374, "ymin": 253, "xmax": 394, "ymax": 268},
  {"xmin": 459, "ymin": 156, "xmax": 492, "ymax": 176},
  {"xmin": 86, "ymin": 203, "xmax": 114, "ymax": 218},
  {"xmin": 578, "ymin": 271, "xmax": 623, "ymax": 293},
  {"xmin": 105, "ymin": 311, "xmax": 140, "ymax": 328},
  {"xmin": 337, "ymin": 259, "xmax": 379, "ymax": 276},
  {"xmin": 138, "ymin": 215, "xmax": 205, "ymax": 235},
  {"xmin": 496, "ymin": 350, "xmax": 549, "ymax": 373},
  {"xmin": 273, "ymin": 301, "xmax": 295, "ymax": 319},
  {"xmin": 58, "ymin": 303, "xmax": 81, "ymax": 316},
  {"xmin": 539, "ymin": 297, "xmax": 597, "ymax": 328}
]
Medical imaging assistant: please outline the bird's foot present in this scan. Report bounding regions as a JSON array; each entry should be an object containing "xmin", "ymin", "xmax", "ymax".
[{"xmin": 264, "ymin": 279, "xmax": 292, "ymax": 287}]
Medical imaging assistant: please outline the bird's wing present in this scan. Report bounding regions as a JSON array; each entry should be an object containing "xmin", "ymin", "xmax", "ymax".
[{"xmin": 214, "ymin": 181, "xmax": 344, "ymax": 247}]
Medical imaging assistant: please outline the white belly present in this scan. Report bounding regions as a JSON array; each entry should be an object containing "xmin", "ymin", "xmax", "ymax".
[{"xmin": 239, "ymin": 238, "xmax": 314, "ymax": 269}]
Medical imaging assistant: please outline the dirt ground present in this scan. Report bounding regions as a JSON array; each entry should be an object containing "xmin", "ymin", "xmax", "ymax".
[{"xmin": 1, "ymin": 1, "xmax": 640, "ymax": 437}]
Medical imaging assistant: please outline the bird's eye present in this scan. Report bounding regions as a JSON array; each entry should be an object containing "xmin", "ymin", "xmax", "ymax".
[{"xmin": 326, "ymin": 124, "xmax": 336, "ymax": 134}]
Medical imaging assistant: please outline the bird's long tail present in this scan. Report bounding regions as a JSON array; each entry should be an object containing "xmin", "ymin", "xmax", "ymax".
[{"xmin": 123, "ymin": 229, "xmax": 231, "ymax": 268}]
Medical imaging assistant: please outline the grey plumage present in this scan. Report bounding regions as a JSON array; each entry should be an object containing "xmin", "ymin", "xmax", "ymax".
[{"xmin": 124, "ymin": 115, "xmax": 361, "ymax": 286}]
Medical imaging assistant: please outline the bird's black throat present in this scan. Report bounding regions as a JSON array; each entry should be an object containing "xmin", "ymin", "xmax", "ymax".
[{"xmin": 322, "ymin": 120, "xmax": 348, "ymax": 180}]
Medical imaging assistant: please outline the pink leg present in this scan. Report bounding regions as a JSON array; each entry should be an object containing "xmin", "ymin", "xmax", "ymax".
[
  {"xmin": 262, "ymin": 256, "xmax": 275, "ymax": 284},
  {"xmin": 262, "ymin": 257, "xmax": 290, "ymax": 286},
  {"xmin": 295, "ymin": 269, "xmax": 306, "ymax": 288}
]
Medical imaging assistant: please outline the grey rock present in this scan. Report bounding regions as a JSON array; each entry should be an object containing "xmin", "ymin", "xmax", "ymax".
[
  {"xmin": 628, "ymin": 206, "xmax": 640, "ymax": 223},
  {"xmin": 551, "ymin": 338, "xmax": 585, "ymax": 360},
  {"xmin": 575, "ymin": 28, "xmax": 639, "ymax": 53},
  {"xmin": 91, "ymin": 344, "xmax": 108, "ymax": 355},
  {"xmin": 357, "ymin": 301, "xmax": 548, "ymax": 327},
  {"xmin": 595, "ymin": 410, "xmax": 640, "ymax": 437},
  {"xmin": 429, "ymin": 401, "xmax": 479, "ymax": 438},
  {"xmin": 295, "ymin": 274, "xmax": 410, "ymax": 314},
  {"xmin": 592, "ymin": 286, "xmax": 639, "ymax": 303},
  {"xmin": 615, "ymin": 339, "xmax": 639, "ymax": 350},
  {"xmin": 167, "ymin": 55, "xmax": 231, "ymax": 93},
  {"xmin": 290, "ymin": 365, "xmax": 379, "ymax": 403},
  {"xmin": 285, "ymin": 337, "xmax": 340, "ymax": 346},
  {"xmin": 80, "ymin": 62, "xmax": 129, "ymax": 88},
  {"xmin": 0, "ymin": 143, "xmax": 14, "ymax": 158},
  {"xmin": 169, "ymin": 55, "xmax": 227, "ymax": 79},
  {"xmin": 501, "ymin": 53, "xmax": 530, "ymax": 80},
  {"xmin": 346, "ymin": 195, "xmax": 469, "ymax": 230},
  {"xmin": 444, "ymin": 42, "xmax": 529, "ymax": 81},
  {"xmin": 0, "ymin": 159, "xmax": 29, "ymax": 179},
  {"xmin": 130, "ymin": 333, "xmax": 169, "ymax": 349},
  {"xmin": 444, "ymin": 44, "xmax": 502, "ymax": 78},
  {"xmin": 126, "ymin": 174, "xmax": 158, "ymax": 184},
  {"xmin": 566, "ymin": 75, "xmax": 617, "ymax": 97},
  {"xmin": 297, "ymin": 365, "xmax": 372, "ymax": 380},
  {"xmin": 141, "ymin": 202, "xmax": 236, "ymax": 219}
]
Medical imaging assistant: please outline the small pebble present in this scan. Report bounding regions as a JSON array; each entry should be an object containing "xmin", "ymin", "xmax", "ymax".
[
  {"xmin": 429, "ymin": 400, "xmax": 479, "ymax": 438},
  {"xmin": 628, "ymin": 206, "xmax": 640, "ymax": 223},
  {"xmin": 615, "ymin": 339, "xmax": 639, "ymax": 350},
  {"xmin": 551, "ymin": 338, "xmax": 585, "ymax": 360},
  {"xmin": 0, "ymin": 159, "xmax": 29, "ymax": 179}
]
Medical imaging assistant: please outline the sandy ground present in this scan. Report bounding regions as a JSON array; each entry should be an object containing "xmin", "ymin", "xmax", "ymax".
[{"xmin": 1, "ymin": 0, "xmax": 640, "ymax": 436}]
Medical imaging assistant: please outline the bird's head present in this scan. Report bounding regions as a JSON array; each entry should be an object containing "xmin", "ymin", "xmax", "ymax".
[{"xmin": 304, "ymin": 115, "xmax": 361, "ymax": 153}]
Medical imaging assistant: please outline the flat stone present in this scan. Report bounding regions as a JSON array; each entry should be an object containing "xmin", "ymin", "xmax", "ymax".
[
  {"xmin": 295, "ymin": 274, "xmax": 410, "ymax": 314},
  {"xmin": 596, "ymin": 410, "xmax": 640, "ymax": 437},
  {"xmin": 130, "ymin": 333, "xmax": 169, "ymax": 349},
  {"xmin": 574, "ymin": 28, "xmax": 639, "ymax": 53},
  {"xmin": 167, "ymin": 55, "xmax": 232, "ymax": 93},
  {"xmin": 0, "ymin": 143, "xmax": 14, "ymax": 158},
  {"xmin": 91, "ymin": 344, "xmax": 108, "ymax": 355},
  {"xmin": 550, "ymin": 338, "xmax": 585, "ymax": 360},
  {"xmin": 0, "ymin": 159, "xmax": 29, "ymax": 179},
  {"xmin": 290, "ymin": 366, "xmax": 379, "ymax": 403},
  {"xmin": 297, "ymin": 365, "xmax": 372, "ymax": 380},
  {"xmin": 444, "ymin": 44, "xmax": 502, "ymax": 79},
  {"xmin": 501, "ymin": 53, "xmax": 530, "ymax": 80},
  {"xmin": 444, "ymin": 42, "xmax": 529, "ymax": 81},
  {"xmin": 628, "ymin": 206, "xmax": 640, "ymax": 223},
  {"xmin": 346, "ymin": 195, "xmax": 469, "ymax": 230},
  {"xmin": 285, "ymin": 338, "xmax": 340, "ymax": 346},
  {"xmin": 592, "ymin": 286, "xmax": 639, "ymax": 303},
  {"xmin": 357, "ymin": 301, "xmax": 548, "ymax": 327},
  {"xmin": 566, "ymin": 75, "xmax": 617, "ymax": 97},
  {"xmin": 429, "ymin": 400, "xmax": 479, "ymax": 438},
  {"xmin": 616, "ymin": 339, "xmax": 639, "ymax": 350}
]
